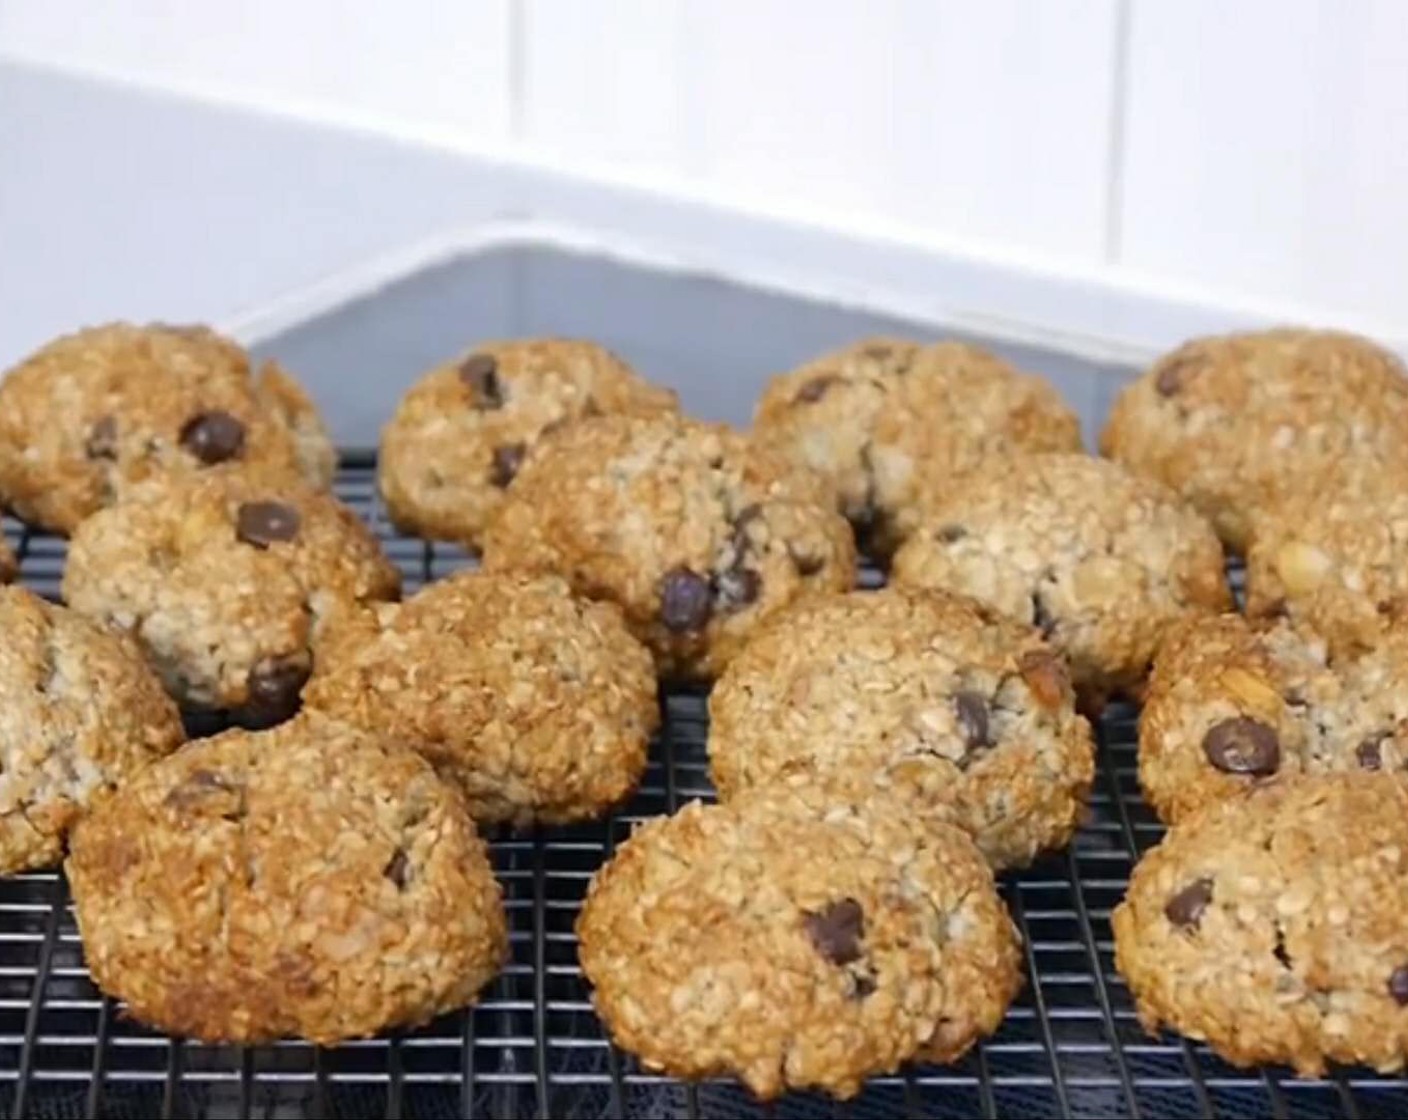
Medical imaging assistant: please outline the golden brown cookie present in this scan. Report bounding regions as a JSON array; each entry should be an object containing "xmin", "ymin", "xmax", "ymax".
[
  {"xmin": 63, "ymin": 467, "xmax": 400, "ymax": 720},
  {"xmin": 752, "ymin": 338, "xmax": 1082, "ymax": 554},
  {"xmin": 305, "ymin": 570, "xmax": 657, "ymax": 826},
  {"xmin": 0, "ymin": 322, "xmax": 335, "ymax": 534},
  {"xmin": 1113, "ymin": 773, "xmax": 1408, "ymax": 1076},
  {"xmin": 890, "ymin": 453, "xmax": 1229, "ymax": 697},
  {"xmin": 577, "ymin": 778, "xmax": 1021, "ymax": 1100},
  {"xmin": 67, "ymin": 717, "xmax": 507, "ymax": 1044},
  {"xmin": 1140, "ymin": 612, "xmax": 1408, "ymax": 824},
  {"xmin": 379, "ymin": 339, "xmax": 676, "ymax": 547},
  {"xmin": 0, "ymin": 586, "xmax": 184, "ymax": 874},
  {"xmin": 481, "ymin": 414, "xmax": 855, "ymax": 679},
  {"xmin": 708, "ymin": 587, "xmax": 1094, "ymax": 869},
  {"xmin": 1101, "ymin": 329, "xmax": 1408, "ymax": 551}
]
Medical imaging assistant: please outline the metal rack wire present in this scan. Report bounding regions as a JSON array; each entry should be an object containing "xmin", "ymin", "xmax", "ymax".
[{"xmin": 1, "ymin": 450, "xmax": 1405, "ymax": 1119}]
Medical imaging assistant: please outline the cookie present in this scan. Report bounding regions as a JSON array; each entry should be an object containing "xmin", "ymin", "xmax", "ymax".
[
  {"xmin": 62, "ymin": 467, "xmax": 400, "ymax": 720},
  {"xmin": 304, "ymin": 570, "xmax": 657, "ymax": 826},
  {"xmin": 481, "ymin": 414, "xmax": 855, "ymax": 679},
  {"xmin": 751, "ymin": 338, "xmax": 1082, "ymax": 554},
  {"xmin": 0, "ymin": 586, "xmax": 184, "ymax": 874},
  {"xmin": 1101, "ymin": 329, "xmax": 1408, "ymax": 550},
  {"xmin": 889, "ymin": 453, "xmax": 1230, "ymax": 697},
  {"xmin": 67, "ymin": 717, "xmax": 507, "ymax": 1044},
  {"xmin": 708, "ymin": 587, "xmax": 1094, "ymax": 869},
  {"xmin": 577, "ymin": 778, "xmax": 1022, "ymax": 1099},
  {"xmin": 379, "ymin": 339, "xmax": 677, "ymax": 548},
  {"xmin": 0, "ymin": 322, "xmax": 336, "ymax": 534},
  {"xmin": 1140, "ymin": 612, "xmax": 1408, "ymax": 824},
  {"xmin": 1113, "ymin": 773, "xmax": 1408, "ymax": 1076},
  {"xmin": 0, "ymin": 534, "xmax": 14, "ymax": 584}
]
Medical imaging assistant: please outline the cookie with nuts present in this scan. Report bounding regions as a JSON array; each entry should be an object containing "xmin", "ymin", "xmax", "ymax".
[
  {"xmin": 1113, "ymin": 773, "xmax": 1408, "ymax": 1076},
  {"xmin": 62, "ymin": 467, "xmax": 400, "ymax": 722},
  {"xmin": 1140, "ymin": 612, "xmax": 1408, "ymax": 824},
  {"xmin": 1101, "ymin": 329, "xmax": 1408, "ymax": 551},
  {"xmin": 305, "ymin": 570, "xmax": 657, "ymax": 826},
  {"xmin": 481, "ymin": 413, "xmax": 855, "ymax": 679},
  {"xmin": 752, "ymin": 338, "xmax": 1082, "ymax": 555},
  {"xmin": 67, "ymin": 717, "xmax": 507, "ymax": 1044},
  {"xmin": 0, "ymin": 322, "xmax": 335, "ymax": 534},
  {"xmin": 890, "ymin": 453, "xmax": 1230, "ymax": 698},
  {"xmin": 379, "ymin": 339, "xmax": 677, "ymax": 548},
  {"xmin": 0, "ymin": 586, "xmax": 184, "ymax": 874},
  {"xmin": 577, "ymin": 777, "xmax": 1022, "ymax": 1100},
  {"xmin": 708, "ymin": 587, "xmax": 1094, "ymax": 869}
]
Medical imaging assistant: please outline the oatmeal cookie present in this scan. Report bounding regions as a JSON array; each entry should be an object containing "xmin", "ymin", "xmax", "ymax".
[
  {"xmin": 0, "ymin": 322, "xmax": 335, "ymax": 533},
  {"xmin": 1113, "ymin": 773, "xmax": 1408, "ymax": 1076},
  {"xmin": 481, "ymin": 414, "xmax": 855, "ymax": 679},
  {"xmin": 379, "ymin": 338, "xmax": 676, "ymax": 547},
  {"xmin": 63, "ymin": 467, "xmax": 400, "ymax": 721},
  {"xmin": 752, "ymin": 338, "xmax": 1082, "ymax": 554},
  {"xmin": 708, "ymin": 587, "xmax": 1094, "ymax": 869},
  {"xmin": 305, "ymin": 570, "xmax": 657, "ymax": 826},
  {"xmin": 577, "ymin": 779, "xmax": 1021, "ymax": 1099},
  {"xmin": 890, "ymin": 453, "xmax": 1229, "ymax": 697},
  {"xmin": 1101, "ymin": 329, "xmax": 1408, "ymax": 550},
  {"xmin": 67, "ymin": 717, "xmax": 507, "ymax": 1044},
  {"xmin": 1140, "ymin": 612, "xmax": 1408, "ymax": 824},
  {"xmin": 0, "ymin": 586, "xmax": 183, "ymax": 874}
]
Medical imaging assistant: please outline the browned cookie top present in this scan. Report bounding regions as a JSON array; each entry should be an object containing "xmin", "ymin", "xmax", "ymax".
[{"xmin": 0, "ymin": 322, "xmax": 334, "ymax": 534}]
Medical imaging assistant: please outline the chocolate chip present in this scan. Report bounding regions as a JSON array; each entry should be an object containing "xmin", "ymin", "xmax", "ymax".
[
  {"xmin": 490, "ymin": 442, "xmax": 526, "ymax": 488},
  {"xmin": 236, "ymin": 501, "xmax": 301, "ymax": 548},
  {"xmin": 241, "ymin": 659, "xmax": 311, "ymax": 728},
  {"xmin": 1389, "ymin": 966, "xmax": 1408, "ymax": 1005},
  {"xmin": 1155, "ymin": 354, "xmax": 1200, "ymax": 397},
  {"xmin": 733, "ymin": 503, "xmax": 765, "ymax": 533},
  {"xmin": 659, "ymin": 567, "xmax": 712, "ymax": 632},
  {"xmin": 714, "ymin": 567, "xmax": 761, "ymax": 611},
  {"xmin": 794, "ymin": 375, "xmax": 840, "ymax": 405},
  {"xmin": 804, "ymin": 898, "xmax": 864, "ymax": 965},
  {"xmin": 180, "ymin": 410, "xmax": 246, "ymax": 464},
  {"xmin": 460, "ymin": 353, "xmax": 503, "ymax": 409},
  {"xmin": 851, "ymin": 972, "xmax": 877, "ymax": 999},
  {"xmin": 954, "ymin": 691, "xmax": 990, "ymax": 749},
  {"xmin": 384, "ymin": 848, "xmax": 410, "ymax": 889},
  {"xmin": 85, "ymin": 415, "xmax": 118, "ymax": 460},
  {"xmin": 1202, "ymin": 717, "xmax": 1280, "ymax": 775},
  {"xmin": 1358, "ymin": 734, "xmax": 1387, "ymax": 771},
  {"xmin": 937, "ymin": 524, "xmax": 967, "ymax": 544},
  {"xmin": 1030, "ymin": 592, "xmax": 1057, "ymax": 637},
  {"xmin": 1165, "ymin": 877, "xmax": 1214, "ymax": 929}
]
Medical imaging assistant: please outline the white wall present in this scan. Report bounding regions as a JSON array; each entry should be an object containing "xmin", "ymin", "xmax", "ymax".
[{"xmin": 3, "ymin": 0, "xmax": 1407, "ymax": 347}]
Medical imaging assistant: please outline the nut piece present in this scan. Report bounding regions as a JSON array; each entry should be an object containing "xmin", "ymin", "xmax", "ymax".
[
  {"xmin": 1019, "ymin": 649, "xmax": 1068, "ymax": 710},
  {"xmin": 1218, "ymin": 667, "xmax": 1284, "ymax": 719},
  {"xmin": 1274, "ymin": 540, "xmax": 1333, "ymax": 596}
]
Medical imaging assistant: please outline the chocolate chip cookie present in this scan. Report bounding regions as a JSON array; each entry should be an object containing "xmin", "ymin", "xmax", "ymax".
[
  {"xmin": 751, "ymin": 338, "xmax": 1082, "ymax": 555},
  {"xmin": 305, "ymin": 570, "xmax": 657, "ymax": 826},
  {"xmin": 481, "ymin": 414, "xmax": 855, "ymax": 679},
  {"xmin": 68, "ymin": 717, "xmax": 507, "ymax": 1043},
  {"xmin": 1101, "ymin": 329, "xmax": 1408, "ymax": 551},
  {"xmin": 0, "ymin": 586, "xmax": 184, "ymax": 874},
  {"xmin": 1140, "ymin": 612, "xmax": 1408, "ymax": 824},
  {"xmin": 379, "ymin": 338, "xmax": 677, "ymax": 548},
  {"xmin": 63, "ymin": 468, "xmax": 400, "ymax": 721},
  {"xmin": 577, "ymin": 778, "xmax": 1022, "ymax": 1099},
  {"xmin": 889, "ymin": 453, "xmax": 1230, "ymax": 698},
  {"xmin": 708, "ymin": 587, "xmax": 1094, "ymax": 869},
  {"xmin": 0, "ymin": 322, "xmax": 335, "ymax": 534},
  {"xmin": 1114, "ymin": 773, "xmax": 1408, "ymax": 1076}
]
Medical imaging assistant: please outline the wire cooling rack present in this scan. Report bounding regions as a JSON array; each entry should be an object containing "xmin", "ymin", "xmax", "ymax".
[{"xmin": 0, "ymin": 451, "xmax": 1405, "ymax": 1120}]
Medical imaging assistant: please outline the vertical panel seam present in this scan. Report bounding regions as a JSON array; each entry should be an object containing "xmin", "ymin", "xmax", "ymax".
[{"xmin": 1103, "ymin": 0, "xmax": 1133, "ymax": 265}]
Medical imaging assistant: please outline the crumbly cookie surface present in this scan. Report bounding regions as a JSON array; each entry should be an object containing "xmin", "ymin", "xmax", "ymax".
[
  {"xmin": 708, "ymin": 587, "xmax": 1094, "ymax": 869},
  {"xmin": 890, "ymin": 453, "xmax": 1229, "ymax": 697},
  {"xmin": 0, "ymin": 322, "xmax": 335, "ymax": 533},
  {"xmin": 1140, "ymin": 612, "xmax": 1408, "ymax": 824},
  {"xmin": 379, "ymin": 339, "xmax": 677, "ymax": 547},
  {"xmin": 0, "ymin": 587, "xmax": 184, "ymax": 874},
  {"xmin": 752, "ymin": 338, "xmax": 1082, "ymax": 554},
  {"xmin": 577, "ymin": 779, "xmax": 1021, "ymax": 1099},
  {"xmin": 1113, "ymin": 773, "xmax": 1408, "ymax": 1076},
  {"xmin": 305, "ymin": 570, "xmax": 657, "ymax": 826},
  {"xmin": 1101, "ymin": 329, "xmax": 1408, "ymax": 551},
  {"xmin": 62, "ymin": 467, "xmax": 400, "ymax": 719},
  {"xmin": 481, "ymin": 414, "xmax": 855, "ymax": 679},
  {"xmin": 67, "ymin": 718, "xmax": 507, "ymax": 1044}
]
